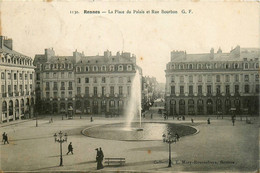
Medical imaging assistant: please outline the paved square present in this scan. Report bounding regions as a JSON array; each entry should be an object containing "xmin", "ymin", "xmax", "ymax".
[{"xmin": 0, "ymin": 114, "xmax": 258, "ymax": 172}]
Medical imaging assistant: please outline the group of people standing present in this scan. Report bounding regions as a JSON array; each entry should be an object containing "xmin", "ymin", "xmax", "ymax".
[{"xmin": 2, "ymin": 132, "xmax": 9, "ymax": 144}]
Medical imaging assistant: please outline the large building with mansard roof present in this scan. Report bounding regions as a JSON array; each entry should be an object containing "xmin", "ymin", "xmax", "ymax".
[
  {"xmin": 34, "ymin": 49, "xmax": 141, "ymax": 116},
  {"xmin": 165, "ymin": 46, "xmax": 259, "ymax": 116},
  {"xmin": 0, "ymin": 36, "xmax": 35, "ymax": 123}
]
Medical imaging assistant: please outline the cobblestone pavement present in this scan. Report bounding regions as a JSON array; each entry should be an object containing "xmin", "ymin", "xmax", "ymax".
[{"xmin": 0, "ymin": 113, "xmax": 258, "ymax": 173}]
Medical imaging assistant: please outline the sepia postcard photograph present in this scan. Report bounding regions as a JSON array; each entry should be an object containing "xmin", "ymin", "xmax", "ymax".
[{"xmin": 0, "ymin": 0, "xmax": 259, "ymax": 172}]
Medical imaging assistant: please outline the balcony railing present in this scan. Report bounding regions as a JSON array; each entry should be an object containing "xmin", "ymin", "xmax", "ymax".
[
  {"xmin": 53, "ymin": 87, "xmax": 58, "ymax": 91},
  {"xmin": 8, "ymin": 92, "xmax": 13, "ymax": 97},
  {"xmin": 68, "ymin": 87, "xmax": 73, "ymax": 90},
  {"xmin": 2, "ymin": 93, "xmax": 7, "ymax": 97},
  {"xmin": 60, "ymin": 87, "xmax": 65, "ymax": 90},
  {"xmin": 15, "ymin": 92, "xmax": 19, "ymax": 96}
]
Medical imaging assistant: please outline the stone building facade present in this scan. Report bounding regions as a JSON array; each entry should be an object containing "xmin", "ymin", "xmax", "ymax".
[
  {"xmin": 34, "ymin": 49, "xmax": 141, "ymax": 116},
  {"xmin": 165, "ymin": 46, "xmax": 259, "ymax": 116},
  {"xmin": 0, "ymin": 36, "xmax": 35, "ymax": 123}
]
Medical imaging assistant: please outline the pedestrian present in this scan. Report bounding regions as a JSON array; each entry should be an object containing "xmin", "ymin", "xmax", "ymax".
[
  {"xmin": 182, "ymin": 116, "xmax": 185, "ymax": 121},
  {"xmin": 96, "ymin": 148, "xmax": 104, "ymax": 170},
  {"xmin": 95, "ymin": 148, "xmax": 99, "ymax": 162},
  {"xmin": 191, "ymin": 118, "xmax": 194, "ymax": 123},
  {"xmin": 175, "ymin": 133, "xmax": 180, "ymax": 141},
  {"xmin": 2, "ymin": 132, "xmax": 6, "ymax": 142},
  {"xmin": 4, "ymin": 133, "xmax": 9, "ymax": 144},
  {"xmin": 207, "ymin": 118, "xmax": 210, "ymax": 124},
  {"xmin": 90, "ymin": 116, "xmax": 93, "ymax": 122},
  {"xmin": 66, "ymin": 142, "xmax": 73, "ymax": 155},
  {"xmin": 232, "ymin": 116, "xmax": 235, "ymax": 126}
]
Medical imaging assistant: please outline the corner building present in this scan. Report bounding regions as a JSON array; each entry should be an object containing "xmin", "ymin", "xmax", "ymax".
[
  {"xmin": 165, "ymin": 46, "xmax": 259, "ymax": 116},
  {"xmin": 0, "ymin": 36, "xmax": 35, "ymax": 123},
  {"xmin": 34, "ymin": 49, "xmax": 141, "ymax": 116}
]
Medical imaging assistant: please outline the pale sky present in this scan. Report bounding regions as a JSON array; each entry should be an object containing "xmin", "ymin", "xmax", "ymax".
[{"xmin": 1, "ymin": 1, "xmax": 259, "ymax": 83}]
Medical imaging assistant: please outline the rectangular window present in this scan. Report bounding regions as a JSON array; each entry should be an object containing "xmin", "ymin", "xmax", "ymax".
[
  {"xmin": 189, "ymin": 85, "xmax": 193, "ymax": 94},
  {"xmin": 8, "ymin": 73, "xmax": 11, "ymax": 79},
  {"xmin": 1, "ymin": 85, "xmax": 5, "ymax": 93},
  {"xmin": 119, "ymin": 77, "xmax": 123, "ymax": 83},
  {"xmin": 235, "ymin": 85, "xmax": 239, "ymax": 94},
  {"xmin": 61, "ymin": 72, "xmax": 64, "ymax": 78},
  {"xmin": 30, "ymin": 84, "xmax": 32, "ymax": 90},
  {"xmin": 53, "ymin": 72, "xmax": 57, "ymax": 78},
  {"xmin": 19, "ymin": 73, "xmax": 22, "ymax": 80},
  {"xmin": 216, "ymin": 85, "xmax": 221, "ymax": 94},
  {"xmin": 53, "ymin": 82, "xmax": 57, "ymax": 90},
  {"xmin": 46, "ymin": 82, "xmax": 50, "ymax": 90},
  {"xmin": 244, "ymin": 75, "xmax": 249, "ymax": 82},
  {"xmin": 53, "ymin": 92, "xmax": 58, "ymax": 98},
  {"xmin": 102, "ymin": 87, "xmax": 106, "ymax": 96},
  {"xmin": 14, "ymin": 85, "xmax": 17, "ymax": 92},
  {"xmin": 225, "ymin": 75, "xmax": 230, "ymax": 82},
  {"xmin": 189, "ymin": 76, "xmax": 193, "ymax": 83},
  {"xmin": 235, "ymin": 74, "xmax": 239, "ymax": 82},
  {"xmin": 46, "ymin": 72, "xmax": 49, "ymax": 78},
  {"xmin": 180, "ymin": 76, "xmax": 184, "ymax": 83},
  {"xmin": 14, "ymin": 73, "xmax": 17, "ymax": 80},
  {"xmin": 69, "ymin": 82, "xmax": 73, "ymax": 89},
  {"xmin": 8, "ymin": 85, "xmax": 11, "ymax": 93},
  {"xmin": 245, "ymin": 85, "xmax": 249, "ymax": 93},
  {"xmin": 77, "ymin": 87, "xmax": 81, "ymax": 95},
  {"xmin": 198, "ymin": 75, "xmax": 202, "ymax": 82},
  {"xmin": 69, "ymin": 91, "xmax": 72, "ymax": 98},
  {"xmin": 30, "ymin": 74, "xmax": 32, "ymax": 79},
  {"xmin": 127, "ymin": 86, "xmax": 131, "ymax": 95},
  {"xmin": 225, "ymin": 85, "xmax": 230, "ymax": 94},
  {"xmin": 36, "ymin": 73, "xmax": 40, "ymax": 80},
  {"xmin": 61, "ymin": 91, "xmax": 65, "ymax": 98},
  {"xmin": 25, "ymin": 74, "xmax": 28, "ymax": 80},
  {"xmin": 207, "ymin": 75, "xmax": 212, "ymax": 82},
  {"xmin": 119, "ymin": 86, "xmax": 123, "ymax": 95},
  {"xmin": 256, "ymin": 74, "xmax": 259, "ymax": 81},
  {"xmin": 198, "ymin": 85, "xmax": 202, "ymax": 94},
  {"xmin": 171, "ymin": 76, "xmax": 175, "ymax": 83},
  {"xmin": 77, "ymin": 78, "xmax": 81, "ymax": 83},
  {"xmin": 19, "ymin": 85, "xmax": 22, "ymax": 92},
  {"xmin": 180, "ymin": 86, "xmax": 184, "ymax": 94},
  {"xmin": 207, "ymin": 85, "xmax": 212, "ymax": 94},
  {"xmin": 85, "ymin": 78, "xmax": 89, "ymax": 83},
  {"xmin": 93, "ymin": 77, "xmax": 97, "ymax": 83},
  {"xmin": 127, "ymin": 77, "xmax": 131, "ymax": 83},
  {"xmin": 102, "ymin": 77, "xmax": 106, "ymax": 83},
  {"xmin": 94, "ymin": 87, "xmax": 97, "ymax": 96},
  {"xmin": 85, "ymin": 87, "xmax": 89, "ymax": 95},
  {"xmin": 256, "ymin": 84, "xmax": 259, "ymax": 93},
  {"xmin": 1, "ymin": 72, "xmax": 4, "ymax": 79},
  {"xmin": 216, "ymin": 75, "xmax": 220, "ymax": 82},
  {"xmin": 110, "ymin": 86, "xmax": 114, "ymax": 95},
  {"xmin": 68, "ymin": 72, "xmax": 72, "ymax": 78},
  {"xmin": 61, "ymin": 82, "xmax": 65, "ymax": 90},
  {"xmin": 110, "ymin": 100, "xmax": 115, "ymax": 107},
  {"xmin": 171, "ymin": 86, "xmax": 175, "ymax": 94},
  {"xmin": 46, "ymin": 92, "xmax": 50, "ymax": 98}
]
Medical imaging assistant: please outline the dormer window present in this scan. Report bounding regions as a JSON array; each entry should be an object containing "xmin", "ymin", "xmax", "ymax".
[
  {"xmin": 127, "ymin": 65, "xmax": 132, "ymax": 71},
  {"xmin": 101, "ymin": 65, "xmax": 106, "ymax": 71},
  {"xmin": 93, "ymin": 66, "xmax": 98, "ymax": 72},
  {"xmin": 110, "ymin": 65, "xmax": 115, "ymax": 71},
  {"xmin": 225, "ymin": 64, "xmax": 229, "ymax": 69},
  {"xmin": 245, "ymin": 63, "xmax": 249, "ymax": 69},
  {"xmin": 118, "ymin": 65, "xmax": 123, "ymax": 71},
  {"xmin": 86, "ymin": 66, "xmax": 89, "ymax": 72}
]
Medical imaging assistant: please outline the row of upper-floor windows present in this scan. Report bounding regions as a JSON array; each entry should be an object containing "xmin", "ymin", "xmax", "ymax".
[
  {"xmin": 1, "ymin": 55, "xmax": 33, "ymax": 66},
  {"xmin": 169, "ymin": 74, "xmax": 259, "ymax": 83},
  {"xmin": 1, "ymin": 84, "xmax": 33, "ymax": 93},
  {"xmin": 45, "ymin": 86, "xmax": 132, "ymax": 98},
  {"xmin": 170, "ymin": 84, "xmax": 259, "ymax": 95},
  {"xmin": 168, "ymin": 62, "xmax": 259, "ymax": 70},
  {"xmin": 38, "ymin": 63, "xmax": 134, "ymax": 72},
  {"xmin": 1, "ymin": 72, "xmax": 33, "ymax": 80},
  {"xmin": 78, "ymin": 77, "xmax": 132, "ymax": 84}
]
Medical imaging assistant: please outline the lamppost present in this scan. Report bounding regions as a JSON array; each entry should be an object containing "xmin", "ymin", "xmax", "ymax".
[
  {"xmin": 162, "ymin": 132, "xmax": 177, "ymax": 167},
  {"xmin": 54, "ymin": 131, "xmax": 68, "ymax": 166},
  {"xmin": 35, "ymin": 112, "xmax": 38, "ymax": 127}
]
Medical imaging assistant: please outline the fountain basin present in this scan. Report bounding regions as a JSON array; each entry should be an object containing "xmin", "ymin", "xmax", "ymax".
[{"xmin": 82, "ymin": 122, "xmax": 198, "ymax": 141}]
